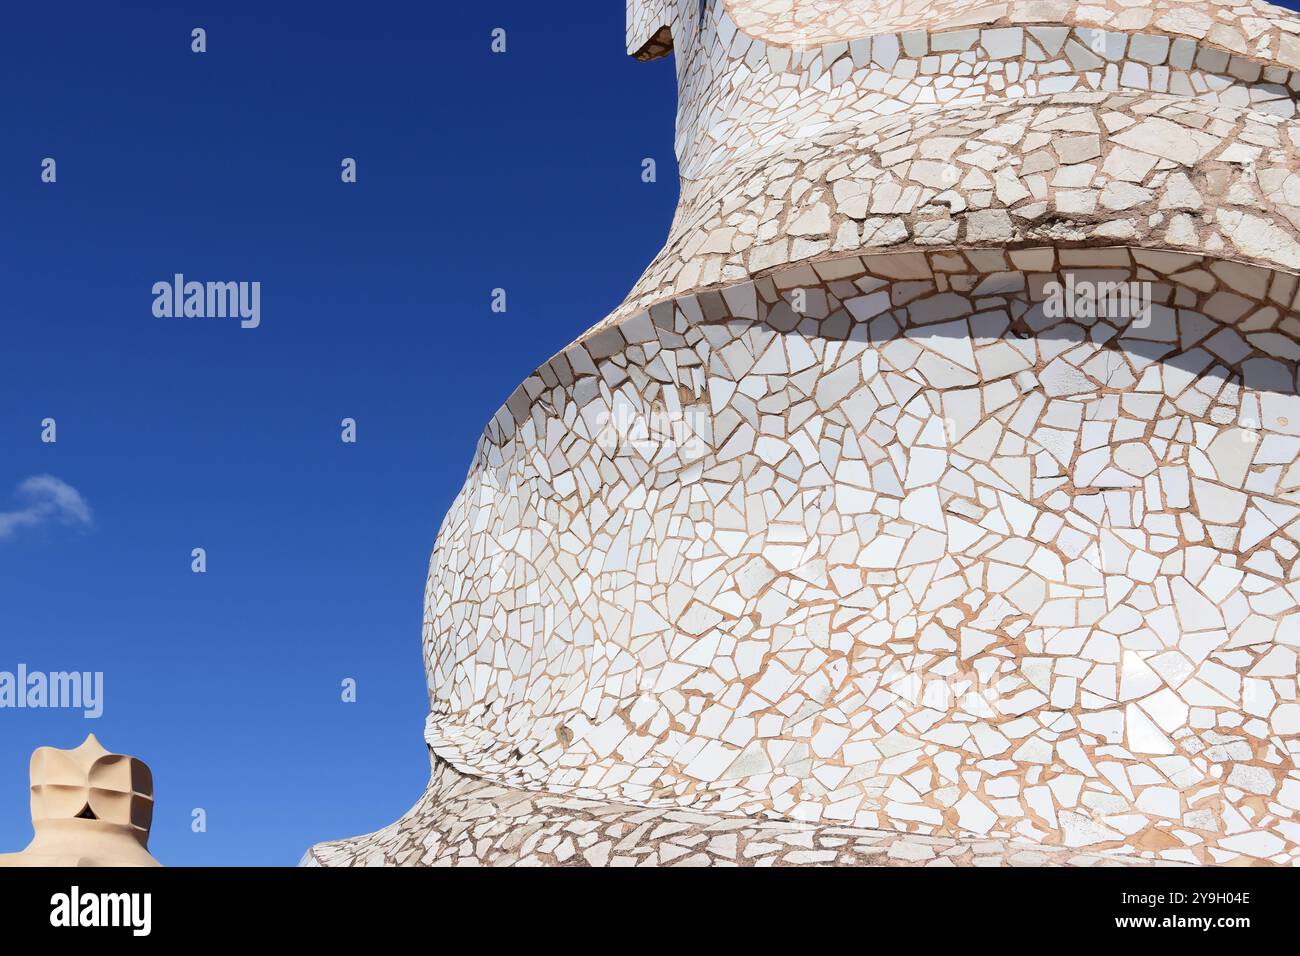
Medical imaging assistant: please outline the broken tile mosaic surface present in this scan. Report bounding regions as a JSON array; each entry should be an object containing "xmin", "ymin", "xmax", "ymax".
[
  {"xmin": 307, "ymin": 1, "xmax": 1300, "ymax": 865},
  {"xmin": 302, "ymin": 756, "xmax": 1162, "ymax": 867}
]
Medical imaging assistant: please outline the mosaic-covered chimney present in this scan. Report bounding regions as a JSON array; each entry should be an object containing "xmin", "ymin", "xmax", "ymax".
[{"xmin": 307, "ymin": 0, "xmax": 1300, "ymax": 866}]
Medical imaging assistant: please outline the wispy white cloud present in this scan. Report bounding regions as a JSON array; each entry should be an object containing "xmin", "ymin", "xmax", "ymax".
[{"xmin": 0, "ymin": 475, "xmax": 94, "ymax": 541}]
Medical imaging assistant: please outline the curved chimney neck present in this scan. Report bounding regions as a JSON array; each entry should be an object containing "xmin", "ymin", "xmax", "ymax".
[{"xmin": 627, "ymin": 0, "xmax": 714, "ymax": 63}]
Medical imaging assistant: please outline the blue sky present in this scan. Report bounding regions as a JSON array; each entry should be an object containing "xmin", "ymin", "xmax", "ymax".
[{"xmin": 0, "ymin": 1, "xmax": 677, "ymax": 864}]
